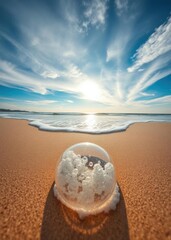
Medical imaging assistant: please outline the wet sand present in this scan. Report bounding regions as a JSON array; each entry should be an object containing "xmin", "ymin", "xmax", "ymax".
[{"xmin": 0, "ymin": 119, "xmax": 171, "ymax": 240}]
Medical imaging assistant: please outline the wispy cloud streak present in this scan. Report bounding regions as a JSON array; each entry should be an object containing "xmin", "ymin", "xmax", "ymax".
[
  {"xmin": 136, "ymin": 95, "xmax": 171, "ymax": 105},
  {"xmin": 115, "ymin": 0, "xmax": 128, "ymax": 16},
  {"xmin": 0, "ymin": 0, "xmax": 171, "ymax": 113},
  {"xmin": 83, "ymin": 0, "xmax": 108, "ymax": 29},
  {"xmin": 128, "ymin": 16, "xmax": 171, "ymax": 72},
  {"xmin": 127, "ymin": 54, "xmax": 171, "ymax": 101}
]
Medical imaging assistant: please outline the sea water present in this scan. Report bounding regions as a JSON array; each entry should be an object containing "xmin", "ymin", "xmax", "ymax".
[{"xmin": 0, "ymin": 111, "xmax": 171, "ymax": 134}]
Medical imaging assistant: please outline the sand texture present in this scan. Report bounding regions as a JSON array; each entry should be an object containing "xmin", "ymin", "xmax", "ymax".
[{"xmin": 0, "ymin": 119, "xmax": 171, "ymax": 240}]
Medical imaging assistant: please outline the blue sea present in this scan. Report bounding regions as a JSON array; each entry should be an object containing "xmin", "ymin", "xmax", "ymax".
[{"xmin": 0, "ymin": 111, "xmax": 171, "ymax": 134}]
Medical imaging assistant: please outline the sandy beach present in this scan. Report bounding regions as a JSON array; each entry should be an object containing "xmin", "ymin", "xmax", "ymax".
[{"xmin": 0, "ymin": 118, "xmax": 171, "ymax": 240}]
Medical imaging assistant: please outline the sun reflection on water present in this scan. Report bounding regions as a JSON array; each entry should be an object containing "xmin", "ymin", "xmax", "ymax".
[{"xmin": 85, "ymin": 114, "xmax": 96, "ymax": 130}]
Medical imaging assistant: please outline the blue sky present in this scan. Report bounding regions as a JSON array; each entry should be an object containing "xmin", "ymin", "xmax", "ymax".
[{"xmin": 0, "ymin": 0, "xmax": 171, "ymax": 113}]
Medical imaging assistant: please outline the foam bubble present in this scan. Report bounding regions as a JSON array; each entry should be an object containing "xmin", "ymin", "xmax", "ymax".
[{"xmin": 54, "ymin": 143, "xmax": 120, "ymax": 219}]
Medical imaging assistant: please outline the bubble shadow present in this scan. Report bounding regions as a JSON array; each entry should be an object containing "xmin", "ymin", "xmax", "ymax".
[{"xmin": 40, "ymin": 183, "xmax": 130, "ymax": 240}]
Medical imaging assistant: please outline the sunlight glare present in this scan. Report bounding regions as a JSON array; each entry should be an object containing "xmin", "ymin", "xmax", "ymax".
[
  {"xmin": 79, "ymin": 81, "xmax": 101, "ymax": 101},
  {"xmin": 85, "ymin": 114, "xmax": 96, "ymax": 129}
]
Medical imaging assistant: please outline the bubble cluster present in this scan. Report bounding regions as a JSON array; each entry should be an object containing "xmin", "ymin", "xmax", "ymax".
[{"xmin": 54, "ymin": 142, "xmax": 120, "ymax": 218}]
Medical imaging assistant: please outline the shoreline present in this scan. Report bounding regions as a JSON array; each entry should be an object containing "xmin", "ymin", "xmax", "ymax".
[
  {"xmin": 0, "ymin": 119, "xmax": 171, "ymax": 239},
  {"xmin": 0, "ymin": 116, "xmax": 171, "ymax": 135}
]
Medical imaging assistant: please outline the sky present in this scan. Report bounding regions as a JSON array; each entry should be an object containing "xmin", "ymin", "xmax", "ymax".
[{"xmin": 0, "ymin": 0, "xmax": 171, "ymax": 113}]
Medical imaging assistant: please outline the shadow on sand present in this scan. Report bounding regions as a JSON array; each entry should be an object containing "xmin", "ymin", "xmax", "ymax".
[{"xmin": 40, "ymin": 183, "xmax": 130, "ymax": 240}]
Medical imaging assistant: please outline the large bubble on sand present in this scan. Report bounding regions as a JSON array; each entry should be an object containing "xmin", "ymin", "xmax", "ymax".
[{"xmin": 54, "ymin": 142, "xmax": 120, "ymax": 219}]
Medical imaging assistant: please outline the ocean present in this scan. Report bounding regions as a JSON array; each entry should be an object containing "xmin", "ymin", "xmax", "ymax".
[{"xmin": 0, "ymin": 111, "xmax": 171, "ymax": 134}]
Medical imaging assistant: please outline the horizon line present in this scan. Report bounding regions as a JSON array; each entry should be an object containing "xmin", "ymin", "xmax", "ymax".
[{"xmin": 0, "ymin": 108, "xmax": 171, "ymax": 115}]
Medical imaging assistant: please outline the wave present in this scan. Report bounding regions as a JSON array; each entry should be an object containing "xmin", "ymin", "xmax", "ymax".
[{"xmin": 0, "ymin": 111, "xmax": 171, "ymax": 134}]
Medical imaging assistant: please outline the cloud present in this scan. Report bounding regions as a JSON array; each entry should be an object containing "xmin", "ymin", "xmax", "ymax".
[
  {"xmin": 0, "ymin": 97, "xmax": 58, "ymax": 105},
  {"xmin": 0, "ymin": 1, "xmax": 171, "ymax": 113},
  {"xmin": 142, "ymin": 69, "xmax": 171, "ymax": 90},
  {"xmin": 138, "ymin": 68, "xmax": 144, "ymax": 72},
  {"xmin": 106, "ymin": 43, "xmax": 124, "ymax": 62},
  {"xmin": 0, "ymin": 1, "xmax": 88, "ymax": 70},
  {"xmin": 106, "ymin": 27, "xmax": 131, "ymax": 62},
  {"xmin": 66, "ymin": 64, "xmax": 84, "ymax": 79},
  {"xmin": 0, "ymin": 60, "xmax": 114, "ymax": 106},
  {"xmin": 146, "ymin": 95, "xmax": 171, "ymax": 104},
  {"xmin": 127, "ymin": 55, "xmax": 171, "ymax": 101},
  {"xmin": 0, "ymin": 97, "xmax": 21, "ymax": 101},
  {"xmin": 26, "ymin": 100, "xmax": 58, "ymax": 105},
  {"xmin": 115, "ymin": 0, "xmax": 128, "ymax": 16},
  {"xmin": 128, "ymin": 16, "xmax": 171, "ymax": 72},
  {"xmin": 0, "ymin": 60, "xmax": 48, "ymax": 94},
  {"xmin": 83, "ymin": 0, "xmax": 108, "ymax": 29},
  {"xmin": 137, "ymin": 95, "xmax": 171, "ymax": 105},
  {"xmin": 0, "ymin": 1, "xmax": 116, "ymax": 108},
  {"xmin": 0, "ymin": 97, "xmax": 58, "ymax": 110},
  {"xmin": 41, "ymin": 71, "xmax": 60, "ymax": 79},
  {"xmin": 66, "ymin": 100, "xmax": 73, "ymax": 103},
  {"xmin": 140, "ymin": 92, "xmax": 155, "ymax": 97}
]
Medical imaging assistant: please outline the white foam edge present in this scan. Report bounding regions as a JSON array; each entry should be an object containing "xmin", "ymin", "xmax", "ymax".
[
  {"xmin": 0, "ymin": 113, "xmax": 169, "ymax": 134},
  {"xmin": 53, "ymin": 182, "xmax": 120, "ymax": 219}
]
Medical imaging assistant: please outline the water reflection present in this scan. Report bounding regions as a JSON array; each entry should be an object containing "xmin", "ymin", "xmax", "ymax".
[{"xmin": 85, "ymin": 114, "xmax": 96, "ymax": 130}]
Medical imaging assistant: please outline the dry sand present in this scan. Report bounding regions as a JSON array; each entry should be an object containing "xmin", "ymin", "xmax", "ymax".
[{"xmin": 0, "ymin": 119, "xmax": 171, "ymax": 240}]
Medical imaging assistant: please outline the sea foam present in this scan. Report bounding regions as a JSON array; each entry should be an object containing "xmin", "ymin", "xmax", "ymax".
[{"xmin": 0, "ymin": 111, "xmax": 171, "ymax": 134}]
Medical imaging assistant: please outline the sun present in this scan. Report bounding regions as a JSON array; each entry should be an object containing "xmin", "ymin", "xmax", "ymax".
[{"xmin": 79, "ymin": 81, "xmax": 101, "ymax": 101}]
